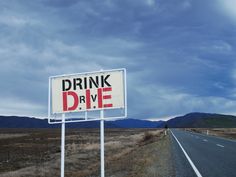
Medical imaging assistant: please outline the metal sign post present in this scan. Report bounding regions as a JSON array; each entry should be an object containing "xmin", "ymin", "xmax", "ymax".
[
  {"xmin": 61, "ymin": 114, "xmax": 65, "ymax": 177},
  {"xmin": 100, "ymin": 110, "xmax": 105, "ymax": 177}
]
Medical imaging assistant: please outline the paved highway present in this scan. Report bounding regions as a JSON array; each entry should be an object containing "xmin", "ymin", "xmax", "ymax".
[{"xmin": 170, "ymin": 129, "xmax": 236, "ymax": 177}]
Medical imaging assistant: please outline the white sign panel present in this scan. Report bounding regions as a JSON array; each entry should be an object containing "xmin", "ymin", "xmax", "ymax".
[{"xmin": 50, "ymin": 69, "xmax": 125, "ymax": 114}]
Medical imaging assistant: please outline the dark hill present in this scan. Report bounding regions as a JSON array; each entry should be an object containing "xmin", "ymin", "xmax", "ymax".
[
  {"xmin": 110, "ymin": 119, "xmax": 165, "ymax": 128},
  {"xmin": 166, "ymin": 112, "xmax": 236, "ymax": 128},
  {"xmin": 0, "ymin": 116, "xmax": 163, "ymax": 128},
  {"xmin": 0, "ymin": 116, "xmax": 55, "ymax": 128},
  {"xmin": 1, "ymin": 113, "xmax": 235, "ymax": 129}
]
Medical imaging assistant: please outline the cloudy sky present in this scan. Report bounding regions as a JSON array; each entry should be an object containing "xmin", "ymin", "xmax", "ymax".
[{"xmin": 1, "ymin": 0, "xmax": 236, "ymax": 120}]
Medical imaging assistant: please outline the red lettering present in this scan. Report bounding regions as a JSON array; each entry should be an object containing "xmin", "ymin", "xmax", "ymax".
[
  {"xmin": 86, "ymin": 89, "xmax": 91, "ymax": 109},
  {"xmin": 98, "ymin": 88, "xmax": 103, "ymax": 108},
  {"xmin": 103, "ymin": 95, "xmax": 111, "ymax": 99},
  {"xmin": 103, "ymin": 87, "xmax": 113, "ymax": 108},
  {"xmin": 63, "ymin": 91, "xmax": 79, "ymax": 111},
  {"xmin": 97, "ymin": 87, "xmax": 113, "ymax": 108},
  {"xmin": 103, "ymin": 87, "xmax": 112, "ymax": 92},
  {"xmin": 63, "ymin": 87, "xmax": 113, "ymax": 111},
  {"xmin": 103, "ymin": 104, "xmax": 113, "ymax": 108}
]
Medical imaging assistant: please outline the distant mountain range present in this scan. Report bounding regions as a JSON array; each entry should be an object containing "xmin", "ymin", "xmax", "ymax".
[
  {"xmin": 0, "ymin": 112, "xmax": 236, "ymax": 128},
  {"xmin": 166, "ymin": 112, "xmax": 236, "ymax": 128},
  {"xmin": 0, "ymin": 116, "xmax": 164, "ymax": 128}
]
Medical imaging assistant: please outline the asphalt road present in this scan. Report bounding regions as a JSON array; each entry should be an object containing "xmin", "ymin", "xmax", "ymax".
[{"xmin": 170, "ymin": 129, "xmax": 236, "ymax": 177}]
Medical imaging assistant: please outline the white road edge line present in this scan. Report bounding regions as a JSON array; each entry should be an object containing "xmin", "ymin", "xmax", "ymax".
[
  {"xmin": 216, "ymin": 144, "xmax": 224, "ymax": 148},
  {"xmin": 171, "ymin": 130, "xmax": 203, "ymax": 177}
]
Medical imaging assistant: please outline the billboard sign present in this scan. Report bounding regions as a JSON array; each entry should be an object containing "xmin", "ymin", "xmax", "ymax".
[{"xmin": 49, "ymin": 69, "xmax": 126, "ymax": 114}]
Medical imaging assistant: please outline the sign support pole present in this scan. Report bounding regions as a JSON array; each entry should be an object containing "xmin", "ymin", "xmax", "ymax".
[
  {"xmin": 61, "ymin": 113, "xmax": 65, "ymax": 177},
  {"xmin": 100, "ymin": 110, "xmax": 105, "ymax": 177},
  {"xmin": 85, "ymin": 111, "xmax": 88, "ymax": 120}
]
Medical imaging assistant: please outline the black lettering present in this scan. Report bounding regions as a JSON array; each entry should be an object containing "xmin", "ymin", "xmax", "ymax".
[
  {"xmin": 84, "ymin": 77, "xmax": 87, "ymax": 89},
  {"xmin": 80, "ymin": 96, "xmax": 85, "ymax": 103},
  {"xmin": 101, "ymin": 75, "xmax": 111, "ymax": 87},
  {"xmin": 91, "ymin": 94, "xmax": 97, "ymax": 102},
  {"xmin": 62, "ymin": 79, "xmax": 71, "ymax": 91},
  {"xmin": 73, "ymin": 78, "xmax": 83, "ymax": 90},
  {"xmin": 89, "ymin": 76, "xmax": 99, "ymax": 88}
]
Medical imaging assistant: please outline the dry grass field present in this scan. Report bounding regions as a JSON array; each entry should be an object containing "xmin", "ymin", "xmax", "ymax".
[{"xmin": 0, "ymin": 128, "xmax": 174, "ymax": 177}]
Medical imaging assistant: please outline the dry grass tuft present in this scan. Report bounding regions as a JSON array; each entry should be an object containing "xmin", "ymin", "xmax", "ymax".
[{"xmin": 138, "ymin": 131, "xmax": 156, "ymax": 146}]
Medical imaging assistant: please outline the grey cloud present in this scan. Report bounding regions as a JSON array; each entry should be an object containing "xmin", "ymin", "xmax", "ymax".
[{"xmin": 0, "ymin": 0, "xmax": 236, "ymax": 119}]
